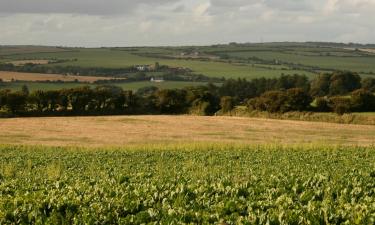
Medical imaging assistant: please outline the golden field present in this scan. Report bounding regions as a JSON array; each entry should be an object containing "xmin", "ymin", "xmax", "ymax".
[{"xmin": 0, "ymin": 115, "xmax": 374, "ymax": 146}]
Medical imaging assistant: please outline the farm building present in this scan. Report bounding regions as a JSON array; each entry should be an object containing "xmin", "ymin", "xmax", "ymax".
[{"xmin": 150, "ymin": 77, "xmax": 164, "ymax": 83}]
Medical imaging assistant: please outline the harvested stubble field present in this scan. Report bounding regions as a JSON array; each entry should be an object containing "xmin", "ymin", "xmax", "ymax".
[
  {"xmin": 0, "ymin": 71, "xmax": 114, "ymax": 83},
  {"xmin": 0, "ymin": 115, "xmax": 375, "ymax": 146}
]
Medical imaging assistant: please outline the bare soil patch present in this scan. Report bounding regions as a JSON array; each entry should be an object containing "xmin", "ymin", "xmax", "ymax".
[{"xmin": 0, "ymin": 115, "xmax": 374, "ymax": 147}]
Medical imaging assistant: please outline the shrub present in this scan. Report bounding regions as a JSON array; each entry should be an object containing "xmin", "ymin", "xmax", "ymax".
[
  {"xmin": 285, "ymin": 88, "xmax": 312, "ymax": 111},
  {"xmin": 220, "ymin": 96, "xmax": 234, "ymax": 113},
  {"xmin": 350, "ymin": 89, "xmax": 375, "ymax": 112},
  {"xmin": 328, "ymin": 97, "xmax": 351, "ymax": 115},
  {"xmin": 256, "ymin": 91, "xmax": 289, "ymax": 113},
  {"xmin": 314, "ymin": 97, "xmax": 330, "ymax": 112}
]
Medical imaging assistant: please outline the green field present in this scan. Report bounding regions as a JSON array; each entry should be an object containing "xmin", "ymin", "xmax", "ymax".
[
  {"xmin": 1, "ymin": 144, "xmax": 374, "ymax": 224},
  {"xmin": 0, "ymin": 81, "xmax": 210, "ymax": 92},
  {"xmin": 3, "ymin": 43, "xmax": 374, "ymax": 81},
  {"xmin": 1, "ymin": 48, "xmax": 311, "ymax": 79}
]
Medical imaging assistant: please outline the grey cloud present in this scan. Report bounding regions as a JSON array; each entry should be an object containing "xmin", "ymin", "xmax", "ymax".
[
  {"xmin": 0, "ymin": 0, "xmax": 374, "ymax": 46},
  {"xmin": 262, "ymin": 0, "xmax": 314, "ymax": 11},
  {"xmin": 0, "ymin": 0, "xmax": 177, "ymax": 15}
]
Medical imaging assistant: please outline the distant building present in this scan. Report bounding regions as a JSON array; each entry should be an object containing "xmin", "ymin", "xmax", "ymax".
[
  {"xmin": 150, "ymin": 77, "xmax": 164, "ymax": 83},
  {"xmin": 135, "ymin": 65, "xmax": 150, "ymax": 71}
]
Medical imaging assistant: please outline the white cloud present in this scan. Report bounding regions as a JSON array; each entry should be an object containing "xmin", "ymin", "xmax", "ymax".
[{"xmin": 0, "ymin": 0, "xmax": 374, "ymax": 46}]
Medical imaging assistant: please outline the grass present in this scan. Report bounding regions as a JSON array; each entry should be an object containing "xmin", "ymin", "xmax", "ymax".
[
  {"xmin": 1, "ymin": 47, "xmax": 315, "ymax": 79},
  {"xmin": 0, "ymin": 81, "xmax": 209, "ymax": 92},
  {"xmin": 226, "ymin": 49, "xmax": 375, "ymax": 73},
  {"xmin": 1, "ymin": 43, "xmax": 375, "ymax": 88},
  {"xmin": 0, "ymin": 144, "xmax": 374, "ymax": 224},
  {"xmin": 1, "ymin": 115, "xmax": 375, "ymax": 146},
  {"xmin": 227, "ymin": 107, "xmax": 375, "ymax": 126}
]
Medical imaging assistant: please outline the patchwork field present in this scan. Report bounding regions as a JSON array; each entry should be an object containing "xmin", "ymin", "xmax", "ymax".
[
  {"xmin": 0, "ymin": 80, "xmax": 210, "ymax": 91},
  {"xmin": 1, "ymin": 43, "xmax": 375, "ymax": 224},
  {"xmin": 2, "ymin": 43, "xmax": 375, "ymax": 81},
  {"xmin": 0, "ymin": 71, "xmax": 115, "ymax": 83},
  {"xmin": 1, "ymin": 115, "xmax": 375, "ymax": 146}
]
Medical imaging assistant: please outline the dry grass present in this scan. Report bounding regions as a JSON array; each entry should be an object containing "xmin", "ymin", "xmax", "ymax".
[
  {"xmin": 0, "ymin": 71, "xmax": 116, "ymax": 83},
  {"xmin": 360, "ymin": 48, "xmax": 375, "ymax": 54},
  {"xmin": 9, "ymin": 60, "xmax": 51, "ymax": 66},
  {"xmin": 0, "ymin": 115, "xmax": 374, "ymax": 147}
]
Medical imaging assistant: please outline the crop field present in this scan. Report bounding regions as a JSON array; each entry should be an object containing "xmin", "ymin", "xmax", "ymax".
[
  {"xmin": 0, "ymin": 144, "xmax": 374, "ymax": 224},
  {"xmin": 0, "ymin": 46, "xmax": 69, "ymax": 56},
  {"xmin": 1, "ymin": 116, "xmax": 375, "ymax": 146},
  {"xmin": 1, "ymin": 48, "xmax": 310, "ymax": 79},
  {"xmin": 1, "ymin": 43, "xmax": 375, "ymax": 224},
  {"xmin": 0, "ymin": 71, "xmax": 115, "ymax": 83},
  {"xmin": 2, "ymin": 44, "xmax": 374, "ymax": 84},
  {"xmin": 0, "ymin": 81, "xmax": 209, "ymax": 92}
]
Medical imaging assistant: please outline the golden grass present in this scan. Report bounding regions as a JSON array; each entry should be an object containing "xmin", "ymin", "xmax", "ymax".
[
  {"xmin": 9, "ymin": 60, "xmax": 51, "ymax": 66},
  {"xmin": 0, "ymin": 115, "xmax": 374, "ymax": 147},
  {"xmin": 0, "ymin": 71, "xmax": 115, "ymax": 83}
]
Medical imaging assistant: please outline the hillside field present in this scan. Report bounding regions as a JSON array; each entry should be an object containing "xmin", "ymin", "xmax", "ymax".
[
  {"xmin": 1, "ymin": 43, "xmax": 375, "ymax": 224},
  {"xmin": 0, "ymin": 71, "xmax": 115, "ymax": 83},
  {"xmin": 1, "ymin": 115, "xmax": 375, "ymax": 146},
  {"xmin": 2, "ymin": 43, "xmax": 375, "ymax": 81},
  {"xmin": 0, "ymin": 80, "xmax": 210, "ymax": 92}
]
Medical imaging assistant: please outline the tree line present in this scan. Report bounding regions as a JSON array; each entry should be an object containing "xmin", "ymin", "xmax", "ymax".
[
  {"xmin": 1, "ymin": 72, "xmax": 375, "ymax": 117},
  {"xmin": 0, "ymin": 63, "xmax": 221, "ymax": 83}
]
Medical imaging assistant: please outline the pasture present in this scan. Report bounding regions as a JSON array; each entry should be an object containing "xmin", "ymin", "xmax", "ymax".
[
  {"xmin": 1, "ymin": 115, "xmax": 375, "ymax": 146},
  {"xmin": 0, "ymin": 81, "xmax": 209, "ymax": 92},
  {"xmin": 1, "ymin": 48, "xmax": 310, "ymax": 79},
  {"xmin": 2, "ymin": 44, "xmax": 375, "ymax": 83}
]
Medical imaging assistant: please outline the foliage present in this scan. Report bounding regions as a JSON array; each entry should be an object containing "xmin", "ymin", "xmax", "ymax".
[
  {"xmin": 350, "ymin": 89, "xmax": 375, "ymax": 112},
  {"xmin": 220, "ymin": 96, "xmax": 234, "ymax": 113},
  {"xmin": 314, "ymin": 97, "xmax": 330, "ymax": 112},
  {"xmin": 285, "ymin": 88, "xmax": 312, "ymax": 111},
  {"xmin": 247, "ymin": 88, "xmax": 311, "ymax": 113},
  {"xmin": 328, "ymin": 97, "xmax": 352, "ymax": 115},
  {"xmin": 362, "ymin": 78, "xmax": 375, "ymax": 92},
  {"xmin": 219, "ymin": 74, "xmax": 310, "ymax": 103},
  {"xmin": 0, "ymin": 144, "xmax": 374, "ymax": 224},
  {"xmin": 310, "ymin": 72, "xmax": 361, "ymax": 97}
]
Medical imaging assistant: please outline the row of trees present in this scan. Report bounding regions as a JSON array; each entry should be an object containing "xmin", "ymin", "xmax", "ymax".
[
  {"xmin": 2, "ymin": 71, "xmax": 375, "ymax": 117},
  {"xmin": 0, "ymin": 85, "xmax": 223, "ymax": 116},
  {"xmin": 247, "ymin": 88, "xmax": 375, "ymax": 115},
  {"xmin": 220, "ymin": 72, "xmax": 375, "ymax": 103}
]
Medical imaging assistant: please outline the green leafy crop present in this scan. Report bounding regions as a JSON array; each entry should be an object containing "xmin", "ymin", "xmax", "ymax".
[{"xmin": 0, "ymin": 144, "xmax": 374, "ymax": 224}]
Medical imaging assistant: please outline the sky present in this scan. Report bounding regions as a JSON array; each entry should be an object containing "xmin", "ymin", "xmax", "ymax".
[{"xmin": 0, "ymin": 0, "xmax": 374, "ymax": 47}]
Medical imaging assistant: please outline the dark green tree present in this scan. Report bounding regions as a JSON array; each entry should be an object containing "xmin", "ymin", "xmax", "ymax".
[
  {"xmin": 350, "ymin": 89, "xmax": 375, "ymax": 112},
  {"xmin": 329, "ymin": 72, "xmax": 361, "ymax": 95},
  {"xmin": 21, "ymin": 85, "xmax": 30, "ymax": 96},
  {"xmin": 285, "ymin": 88, "xmax": 312, "ymax": 111},
  {"xmin": 310, "ymin": 74, "xmax": 331, "ymax": 97},
  {"xmin": 220, "ymin": 96, "xmax": 234, "ymax": 113},
  {"xmin": 361, "ymin": 78, "xmax": 375, "ymax": 92}
]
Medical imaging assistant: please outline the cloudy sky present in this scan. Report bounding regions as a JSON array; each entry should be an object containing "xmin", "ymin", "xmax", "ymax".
[{"xmin": 0, "ymin": 0, "xmax": 374, "ymax": 47}]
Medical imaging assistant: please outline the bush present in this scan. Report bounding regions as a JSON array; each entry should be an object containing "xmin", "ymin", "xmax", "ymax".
[
  {"xmin": 285, "ymin": 88, "xmax": 312, "ymax": 111},
  {"xmin": 350, "ymin": 89, "xmax": 375, "ymax": 112},
  {"xmin": 314, "ymin": 97, "xmax": 330, "ymax": 112},
  {"xmin": 220, "ymin": 96, "xmax": 234, "ymax": 113},
  {"xmin": 255, "ymin": 91, "xmax": 289, "ymax": 113},
  {"xmin": 328, "ymin": 97, "xmax": 351, "ymax": 115}
]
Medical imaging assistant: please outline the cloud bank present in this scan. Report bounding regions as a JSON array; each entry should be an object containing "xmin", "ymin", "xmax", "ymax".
[{"xmin": 0, "ymin": 0, "xmax": 374, "ymax": 46}]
